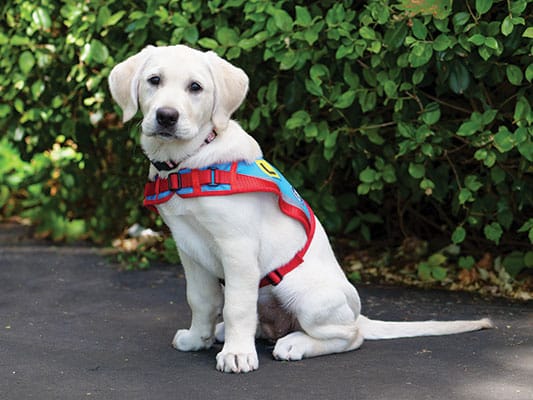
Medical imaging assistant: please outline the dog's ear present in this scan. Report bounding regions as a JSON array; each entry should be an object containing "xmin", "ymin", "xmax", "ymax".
[
  {"xmin": 108, "ymin": 46, "xmax": 153, "ymax": 122},
  {"xmin": 205, "ymin": 51, "xmax": 249, "ymax": 131}
]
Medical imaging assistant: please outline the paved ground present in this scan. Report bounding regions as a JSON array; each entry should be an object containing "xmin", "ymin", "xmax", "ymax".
[{"xmin": 1, "ymin": 222, "xmax": 532, "ymax": 400}]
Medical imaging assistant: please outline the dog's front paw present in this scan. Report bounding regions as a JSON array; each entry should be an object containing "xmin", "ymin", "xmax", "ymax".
[
  {"xmin": 216, "ymin": 348, "xmax": 258, "ymax": 373},
  {"xmin": 172, "ymin": 329, "xmax": 213, "ymax": 351}
]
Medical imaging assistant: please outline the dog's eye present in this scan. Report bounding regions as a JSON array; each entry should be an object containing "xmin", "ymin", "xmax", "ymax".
[
  {"xmin": 148, "ymin": 76, "xmax": 161, "ymax": 86},
  {"xmin": 189, "ymin": 82, "xmax": 202, "ymax": 92}
]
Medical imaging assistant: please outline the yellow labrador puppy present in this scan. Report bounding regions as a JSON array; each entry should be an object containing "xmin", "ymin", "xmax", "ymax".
[{"xmin": 108, "ymin": 45, "xmax": 492, "ymax": 374}]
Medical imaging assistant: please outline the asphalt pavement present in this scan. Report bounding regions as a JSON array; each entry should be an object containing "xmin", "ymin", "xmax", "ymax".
[{"xmin": 1, "ymin": 222, "xmax": 532, "ymax": 400}]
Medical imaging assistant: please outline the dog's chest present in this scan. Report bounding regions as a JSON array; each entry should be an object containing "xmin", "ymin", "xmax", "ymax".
[
  {"xmin": 156, "ymin": 198, "xmax": 225, "ymax": 276},
  {"xmin": 153, "ymin": 190, "xmax": 308, "ymax": 280}
]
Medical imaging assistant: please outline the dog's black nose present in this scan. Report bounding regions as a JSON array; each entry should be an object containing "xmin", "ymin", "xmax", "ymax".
[{"xmin": 156, "ymin": 107, "xmax": 179, "ymax": 128}]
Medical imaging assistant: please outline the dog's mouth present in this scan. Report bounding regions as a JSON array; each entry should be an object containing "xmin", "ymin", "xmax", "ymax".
[
  {"xmin": 156, "ymin": 130, "xmax": 175, "ymax": 139},
  {"xmin": 143, "ymin": 130, "xmax": 178, "ymax": 140}
]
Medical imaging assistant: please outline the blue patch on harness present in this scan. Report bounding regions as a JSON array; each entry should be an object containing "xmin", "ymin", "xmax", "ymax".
[{"xmin": 237, "ymin": 160, "xmax": 311, "ymax": 221}]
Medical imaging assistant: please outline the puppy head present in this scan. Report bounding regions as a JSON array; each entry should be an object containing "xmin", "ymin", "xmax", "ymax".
[{"xmin": 108, "ymin": 45, "xmax": 249, "ymax": 140}]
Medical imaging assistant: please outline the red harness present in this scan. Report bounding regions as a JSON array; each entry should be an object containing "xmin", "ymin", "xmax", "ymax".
[{"xmin": 144, "ymin": 160, "xmax": 316, "ymax": 288}]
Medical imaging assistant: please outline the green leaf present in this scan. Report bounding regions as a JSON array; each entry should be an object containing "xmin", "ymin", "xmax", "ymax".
[
  {"xmin": 452, "ymin": 12, "xmax": 470, "ymax": 30},
  {"xmin": 514, "ymin": 96, "xmax": 531, "ymax": 125},
  {"xmin": 343, "ymin": 63, "xmax": 360, "ymax": 88},
  {"xmin": 360, "ymin": 167, "xmax": 377, "ymax": 183},
  {"xmin": 474, "ymin": 148, "xmax": 487, "ymax": 161},
  {"xmin": 457, "ymin": 120, "xmax": 481, "ymax": 136},
  {"xmin": 525, "ymin": 64, "xmax": 533, "ymax": 82},
  {"xmin": 484, "ymin": 151, "xmax": 497, "ymax": 167},
  {"xmin": 433, "ymin": 34, "xmax": 453, "ymax": 51},
  {"xmin": 431, "ymin": 266, "xmax": 448, "ymax": 281},
  {"xmin": 483, "ymin": 37, "xmax": 499, "ymax": 50},
  {"xmin": 97, "ymin": 6, "xmax": 111, "ymax": 29},
  {"xmin": 411, "ymin": 69, "xmax": 423, "ymax": 85},
  {"xmin": 10, "ymin": 35, "xmax": 30, "ymax": 46},
  {"xmin": 359, "ymin": 90, "xmax": 376, "ymax": 112},
  {"xmin": 465, "ymin": 175, "xmax": 483, "ymax": 192},
  {"xmin": 238, "ymin": 38, "xmax": 257, "ymax": 51},
  {"xmin": 310, "ymin": 64, "xmax": 329, "ymax": 84},
  {"xmin": 304, "ymin": 124, "xmax": 318, "ymax": 138},
  {"xmin": 336, "ymin": 44, "xmax": 353, "ymax": 59},
  {"xmin": 295, "ymin": 6, "xmax": 312, "ymax": 27},
  {"xmin": 183, "ymin": 26, "xmax": 199, "ymax": 43},
  {"xmin": 518, "ymin": 142, "xmax": 533, "ymax": 162},
  {"xmin": 490, "ymin": 167, "xmax": 506, "ymax": 184},
  {"xmin": 324, "ymin": 130, "xmax": 338, "ymax": 149},
  {"xmin": 458, "ymin": 188, "xmax": 473, "ymax": 204},
  {"xmin": 459, "ymin": 256, "xmax": 475, "ymax": 269},
  {"xmin": 475, "ymin": 0, "xmax": 493, "ymax": 15},
  {"xmin": 411, "ymin": 19, "xmax": 428, "ymax": 40},
  {"xmin": 286, "ymin": 110, "xmax": 311, "ymax": 129},
  {"xmin": 31, "ymin": 80, "xmax": 45, "ymax": 100},
  {"xmin": 216, "ymin": 27, "xmax": 238, "ymax": 46},
  {"xmin": 506, "ymin": 65, "xmax": 523, "ymax": 86},
  {"xmin": 484, "ymin": 222, "xmax": 503, "ymax": 245},
  {"xmin": 88, "ymin": 39, "xmax": 109, "ymax": 64},
  {"xmin": 198, "ymin": 37, "xmax": 219, "ymax": 49},
  {"xmin": 468, "ymin": 34, "xmax": 485, "ymax": 46},
  {"xmin": 420, "ymin": 178, "xmax": 435, "ymax": 194},
  {"xmin": 18, "ymin": 51, "xmax": 35, "ymax": 74},
  {"xmin": 279, "ymin": 52, "xmax": 298, "ymax": 70},
  {"xmin": 417, "ymin": 262, "xmax": 432, "ymax": 280},
  {"xmin": 357, "ymin": 182, "xmax": 371, "ymax": 195},
  {"xmin": 501, "ymin": 16, "xmax": 514, "ymax": 36},
  {"xmin": 502, "ymin": 252, "xmax": 526, "ymax": 277},
  {"xmin": 271, "ymin": 9, "xmax": 293, "ymax": 31},
  {"xmin": 481, "ymin": 109, "xmax": 498, "ymax": 125},
  {"xmin": 449, "ymin": 61, "xmax": 470, "ymax": 94},
  {"xmin": 381, "ymin": 165, "xmax": 396, "ymax": 183},
  {"xmin": 420, "ymin": 102, "xmax": 441, "ymax": 125},
  {"xmin": 108, "ymin": 11, "xmax": 127, "ymax": 26},
  {"xmin": 305, "ymin": 79, "xmax": 323, "ymax": 97},
  {"xmin": 32, "ymin": 7, "xmax": 52, "ymax": 30},
  {"xmin": 408, "ymin": 42, "xmax": 433, "ymax": 67},
  {"xmin": 334, "ymin": 90, "xmax": 356, "ymax": 109},
  {"xmin": 478, "ymin": 46, "xmax": 492, "ymax": 61},
  {"xmin": 493, "ymin": 127, "xmax": 514, "ymax": 152},
  {"xmin": 383, "ymin": 80, "xmax": 397, "ymax": 98},
  {"xmin": 359, "ymin": 26, "xmax": 376, "ymax": 40},
  {"xmin": 523, "ymin": 27, "xmax": 533, "ymax": 39},
  {"xmin": 408, "ymin": 162, "xmax": 425, "ymax": 179},
  {"xmin": 384, "ymin": 22, "xmax": 408, "ymax": 49}
]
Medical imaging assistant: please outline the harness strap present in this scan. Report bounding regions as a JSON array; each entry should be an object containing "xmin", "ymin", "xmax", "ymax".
[{"xmin": 144, "ymin": 161, "xmax": 316, "ymax": 288}]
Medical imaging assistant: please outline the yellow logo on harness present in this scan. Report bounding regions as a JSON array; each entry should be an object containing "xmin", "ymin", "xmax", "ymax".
[{"xmin": 256, "ymin": 159, "xmax": 280, "ymax": 179}]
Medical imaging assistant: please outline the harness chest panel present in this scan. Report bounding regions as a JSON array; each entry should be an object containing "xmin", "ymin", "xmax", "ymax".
[{"xmin": 144, "ymin": 159, "xmax": 316, "ymax": 287}]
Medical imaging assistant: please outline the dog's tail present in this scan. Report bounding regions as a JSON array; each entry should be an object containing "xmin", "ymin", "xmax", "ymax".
[{"xmin": 357, "ymin": 315, "xmax": 493, "ymax": 340}]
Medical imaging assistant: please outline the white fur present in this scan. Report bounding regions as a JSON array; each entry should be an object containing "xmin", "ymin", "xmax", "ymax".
[{"xmin": 109, "ymin": 45, "xmax": 492, "ymax": 374}]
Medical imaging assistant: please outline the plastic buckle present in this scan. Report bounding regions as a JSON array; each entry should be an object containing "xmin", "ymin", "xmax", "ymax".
[
  {"xmin": 168, "ymin": 173, "xmax": 182, "ymax": 191},
  {"xmin": 208, "ymin": 167, "xmax": 218, "ymax": 187},
  {"xmin": 266, "ymin": 270, "xmax": 283, "ymax": 286}
]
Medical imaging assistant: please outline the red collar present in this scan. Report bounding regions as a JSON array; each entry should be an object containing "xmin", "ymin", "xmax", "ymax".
[{"xmin": 150, "ymin": 130, "xmax": 217, "ymax": 172}]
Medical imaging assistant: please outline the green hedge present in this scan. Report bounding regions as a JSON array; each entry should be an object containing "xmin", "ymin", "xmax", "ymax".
[{"xmin": 1, "ymin": 0, "xmax": 532, "ymax": 276}]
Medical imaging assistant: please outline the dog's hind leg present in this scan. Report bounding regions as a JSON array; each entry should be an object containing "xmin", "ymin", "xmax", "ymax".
[
  {"xmin": 273, "ymin": 284, "xmax": 363, "ymax": 360},
  {"xmin": 273, "ymin": 330, "xmax": 364, "ymax": 360}
]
